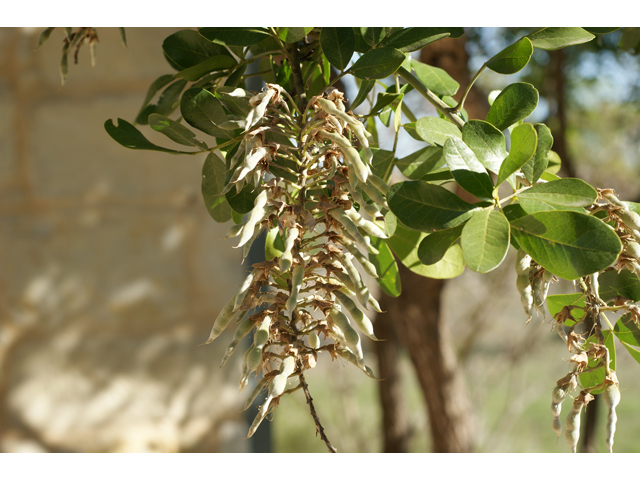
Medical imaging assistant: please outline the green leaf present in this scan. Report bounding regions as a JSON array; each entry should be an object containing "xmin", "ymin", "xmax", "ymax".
[
  {"xmin": 369, "ymin": 238, "xmax": 401, "ymax": 297},
  {"xmin": 527, "ymin": 27, "xmax": 595, "ymax": 51},
  {"xmin": 381, "ymin": 27, "xmax": 452, "ymax": 52},
  {"xmin": 418, "ymin": 224, "xmax": 464, "ymax": 265},
  {"xmin": 104, "ymin": 118, "xmax": 196, "ymax": 154},
  {"xmin": 180, "ymin": 88, "xmax": 232, "ymax": 139},
  {"xmin": 510, "ymin": 211, "xmax": 622, "ymax": 280},
  {"xmin": 277, "ymin": 27, "xmax": 311, "ymax": 44},
  {"xmin": 34, "ymin": 27, "xmax": 55, "ymax": 50},
  {"xmin": 598, "ymin": 269, "xmax": 640, "ymax": 302},
  {"xmin": 370, "ymin": 92, "xmax": 403, "ymax": 115},
  {"xmin": 162, "ymin": 29, "xmax": 231, "ymax": 70},
  {"xmin": 485, "ymin": 82, "xmax": 539, "ymax": 132},
  {"xmin": 546, "ymin": 293, "xmax": 586, "ymax": 321},
  {"xmin": 521, "ymin": 124, "xmax": 553, "ymax": 183},
  {"xmin": 412, "ymin": 60, "xmax": 460, "ymax": 97},
  {"xmin": 396, "ymin": 146, "xmax": 444, "ymax": 180},
  {"xmin": 371, "ymin": 149, "xmax": 395, "ymax": 181},
  {"xmin": 201, "ymin": 153, "xmax": 232, "ymax": 223},
  {"xmin": 135, "ymin": 78, "xmax": 188, "ymax": 125},
  {"xmin": 443, "ymin": 137, "xmax": 494, "ymax": 201},
  {"xmin": 351, "ymin": 79, "xmax": 375, "ymax": 110},
  {"xmin": 496, "ymin": 123, "xmax": 537, "ymax": 186},
  {"xmin": 461, "ymin": 120, "xmax": 507, "ymax": 175},
  {"xmin": 360, "ymin": 27, "xmax": 386, "ymax": 47},
  {"xmin": 320, "ymin": 27, "xmax": 355, "ymax": 71},
  {"xmin": 416, "ymin": 116, "xmax": 462, "ymax": 146},
  {"xmin": 486, "ymin": 37, "xmax": 534, "ymax": 74},
  {"xmin": 388, "ymin": 181, "xmax": 476, "ymax": 232},
  {"xmin": 175, "ymin": 55, "xmax": 237, "ymax": 82},
  {"xmin": 198, "ymin": 27, "xmax": 270, "ymax": 47},
  {"xmin": 215, "ymin": 86, "xmax": 252, "ymax": 118},
  {"xmin": 265, "ymin": 226, "xmax": 285, "ymax": 260},
  {"xmin": 149, "ymin": 114, "xmax": 208, "ymax": 149},
  {"xmin": 350, "ymin": 47, "xmax": 405, "ymax": 80},
  {"xmin": 387, "ymin": 223, "xmax": 465, "ymax": 279},
  {"xmin": 584, "ymin": 28, "xmax": 619, "ymax": 35},
  {"xmin": 517, "ymin": 178, "xmax": 597, "ymax": 214},
  {"xmin": 225, "ymin": 183, "xmax": 259, "ymax": 215},
  {"xmin": 135, "ymin": 74, "xmax": 175, "ymax": 123},
  {"xmin": 579, "ymin": 329, "xmax": 616, "ymax": 395},
  {"xmin": 614, "ymin": 315, "xmax": 640, "ymax": 365},
  {"xmin": 460, "ymin": 209, "xmax": 510, "ymax": 273}
]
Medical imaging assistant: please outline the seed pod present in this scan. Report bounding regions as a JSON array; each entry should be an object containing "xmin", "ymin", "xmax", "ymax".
[
  {"xmin": 233, "ymin": 271, "xmax": 256, "ymax": 312},
  {"xmin": 327, "ymin": 306, "xmax": 364, "ymax": 366},
  {"xmin": 617, "ymin": 209, "xmax": 640, "ymax": 232},
  {"xmin": 239, "ymin": 315, "xmax": 272, "ymax": 390},
  {"xmin": 318, "ymin": 130, "xmax": 369, "ymax": 183},
  {"xmin": 564, "ymin": 398, "xmax": 585, "ymax": 453},
  {"xmin": 286, "ymin": 264, "xmax": 305, "ymax": 314},
  {"xmin": 515, "ymin": 249, "xmax": 532, "ymax": 276},
  {"xmin": 551, "ymin": 385, "xmax": 568, "ymax": 439},
  {"xmin": 603, "ymin": 383, "xmax": 621, "ymax": 453},
  {"xmin": 241, "ymin": 376, "xmax": 271, "ymax": 412},
  {"xmin": 248, "ymin": 355, "xmax": 296, "ymax": 438},
  {"xmin": 516, "ymin": 274, "xmax": 534, "ymax": 323},
  {"xmin": 245, "ymin": 87, "xmax": 276, "ymax": 131},
  {"xmin": 236, "ymin": 189, "xmax": 268, "ymax": 248},
  {"xmin": 533, "ymin": 270, "xmax": 553, "ymax": 318},
  {"xmin": 242, "ymin": 222, "xmax": 264, "ymax": 261},
  {"xmin": 359, "ymin": 180, "xmax": 388, "ymax": 208},
  {"xmin": 332, "ymin": 269, "xmax": 357, "ymax": 295},
  {"xmin": 367, "ymin": 173, "xmax": 390, "ymax": 195},
  {"xmin": 308, "ymin": 330, "xmax": 321, "ymax": 349},
  {"xmin": 279, "ymin": 227, "xmax": 299, "ymax": 273},
  {"xmin": 367, "ymin": 295, "xmax": 383, "ymax": 314},
  {"xmin": 223, "ymin": 222, "xmax": 245, "ymax": 240},
  {"xmin": 342, "ymin": 239, "xmax": 378, "ymax": 278},
  {"xmin": 335, "ymin": 349, "xmax": 378, "ymax": 379},
  {"xmin": 339, "ymin": 253, "xmax": 371, "ymax": 308},
  {"xmin": 624, "ymin": 240, "xmax": 640, "ymax": 261},
  {"xmin": 601, "ymin": 190, "xmax": 626, "ymax": 208},
  {"xmin": 345, "ymin": 208, "xmax": 388, "ymax": 239},
  {"xmin": 202, "ymin": 294, "xmax": 238, "ymax": 345},
  {"xmin": 220, "ymin": 315, "xmax": 255, "ymax": 368},
  {"xmin": 328, "ymin": 208, "xmax": 369, "ymax": 250},
  {"xmin": 334, "ymin": 290, "xmax": 379, "ymax": 341}
]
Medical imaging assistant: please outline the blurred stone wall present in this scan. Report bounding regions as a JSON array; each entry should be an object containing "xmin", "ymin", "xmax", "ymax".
[{"xmin": 0, "ymin": 27, "xmax": 250, "ymax": 452}]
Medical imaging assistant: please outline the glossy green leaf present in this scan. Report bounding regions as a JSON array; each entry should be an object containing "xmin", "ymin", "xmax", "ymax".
[
  {"xmin": 180, "ymin": 88, "xmax": 232, "ymax": 139},
  {"xmin": 418, "ymin": 223, "xmax": 464, "ymax": 265},
  {"xmin": 546, "ymin": 293, "xmax": 586, "ymax": 321},
  {"xmin": 527, "ymin": 27, "xmax": 595, "ymax": 51},
  {"xmin": 350, "ymin": 47, "xmax": 405, "ymax": 80},
  {"xmin": 521, "ymin": 124, "xmax": 553, "ymax": 183},
  {"xmin": 387, "ymin": 223, "xmax": 465, "ymax": 279},
  {"xmin": 277, "ymin": 27, "xmax": 312, "ymax": 43},
  {"xmin": 460, "ymin": 209, "xmax": 510, "ymax": 273},
  {"xmin": 510, "ymin": 211, "xmax": 622, "ymax": 280},
  {"xmin": 497, "ymin": 123, "xmax": 537, "ymax": 186},
  {"xmin": 175, "ymin": 55, "xmax": 237, "ymax": 82},
  {"xmin": 149, "ymin": 114, "xmax": 208, "ymax": 150},
  {"xmin": 412, "ymin": 60, "xmax": 460, "ymax": 97},
  {"xmin": 369, "ymin": 238, "xmax": 401, "ymax": 297},
  {"xmin": 598, "ymin": 270, "xmax": 640, "ymax": 302},
  {"xmin": 135, "ymin": 77, "xmax": 187, "ymax": 125},
  {"xmin": 351, "ymin": 79, "xmax": 376, "ymax": 110},
  {"xmin": 584, "ymin": 28, "xmax": 619, "ymax": 35},
  {"xmin": 215, "ymin": 86, "xmax": 252, "ymax": 118},
  {"xmin": 370, "ymin": 92, "xmax": 403, "ymax": 115},
  {"xmin": 443, "ymin": 137, "xmax": 494, "ymax": 201},
  {"xmin": 486, "ymin": 37, "xmax": 534, "ymax": 74},
  {"xmin": 198, "ymin": 27, "xmax": 270, "ymax": 47},
  {"xmin": 381, "ymin": 27, "xmax": 452, "ymax": 52},
  {"xmin": 614, "ymin": 315, "xmax": 640, "ymax": 365},
  {"xmin": 162, "ymin": 30, "xmax": 231, "ymax": 70},
  {"xmin": 517, "ymin": 178, "xmax": 597, "ymax": 214},
  {"xmin": 226, "ymin": 183, "xmax": 259, "ymax": 215},
  {"xmin": 579, "ymin": 329, "xmax": 616, "ymax": 395},
  {"xmin": 360, "ymin": 27, "xmax": 386, "ymax": 47},
  {"xmin": 396, "ymin": 146, "xmax": 444, "ymax": 180},
  {"xmin": 388, "ymin": 181, "xmax": 476, "ymax": 232},
  {"xmin": 320, "ymin": 27, "xmax": 356, "ymax": 71},
  {"xmin": 265, "ymin": 226, "xmax": 285, "ymax": 260},
  {"xmin": 460, "ymin": 120, "xmax": 506, "ymax": 175},
  {"xmin": 104, "ymin": 118, "xmax": 196, "ymax": 154},
  {"xmin": 416, "ymin": 116, "xmax": 462, "ymax": 146},
  {"xmin": 202, "ymin": 153, "xmax": 232, "ymax": 223},
  {"xmin": 486, "ymin": 82, "xmax": 539, "ymax": 132},
  {"xmin": 371, "ymin": 149, "xmax": 395, "ymax": 181}
]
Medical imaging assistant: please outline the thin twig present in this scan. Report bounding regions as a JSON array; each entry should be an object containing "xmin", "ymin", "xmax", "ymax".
[{"xmin": 299, "ymin": 370, "xmax": 338, "ymax": 453}]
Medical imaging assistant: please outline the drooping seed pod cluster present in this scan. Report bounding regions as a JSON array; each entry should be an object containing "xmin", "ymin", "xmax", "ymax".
[
  {"xmin": 203, "ymin": 84, "xmax": 391, "ymax": 438},
  {"xmin": 514, "ymin": 248, "xmax": 555, "ymax": 322}
]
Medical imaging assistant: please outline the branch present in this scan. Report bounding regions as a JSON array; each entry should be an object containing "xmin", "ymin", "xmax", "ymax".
[
  {"xmin": 396, "ymin": 66, "xmax": 465, "ymax": 130},
  {"xmin": 298, "ymin": 370, "xmax": 337, "ymax": 453}
]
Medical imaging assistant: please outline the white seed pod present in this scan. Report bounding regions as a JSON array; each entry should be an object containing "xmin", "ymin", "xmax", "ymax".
[
  {"xmin": 339, "ymin": 253, "xmax": 371, "ymax": 308},
  {"xmin": 279, "ymin": 227, "xmax": 299, "ymax": 273},
  {"xmin": 367, "ymin": 295, "xmax": 383, "ymax": 314},
  {"xmin": 202, "ymin": 294, "xmax": 238, "ymax": 345},
  {"xmin": 624, "ymin": 240, "xmax": 640, "ymax": 261},
  {"xmin": 334, "ymin": 290, "xmax": 379, "ymax": 341},
  {"xmin": 601, "ymin": 190, "xmax": 626, "ymax": 208},
  {"xmin": 603, "ymin": 383, "xmax": 621, "ymax": 453},
  {"xmin": 332, "ymin": 269, "xmax": 357, "ymax": 295},
  {"xmin": 220, "ymin": 315, "xmax": 255, "ymax": 368},
  {"xmin": 241, "ymin": 222, "xmax": 265, "ymax": 261},
  {"xmin": 367, "ymin": 173, "xmax": 390, "ymax": 195},
  {"xmin": 515, "ymin": 249, "xmax": 532, "ymax": 276},
  {"xmin": 318, "ymin": 130, "xmax": 370, "ymax": 183},
  {"xmin": 359, "ymin": 180, "xmax": 388, "ymax": 208},
  {"xmin": 327, "ymin": 306, "xmax": 364, "ymax": 366},
  {"xmin": 335, "ymin": 349, "xmax": 378, "ymax": 379},
  {"xmin": 516, "ymin": 274, "xmax": 534, "ymax": 323},
  {"xmin": 248, "ymin": 355, "xmax": 296, "ymax": 438},
  {"xmin": 329, "ymin": 208, "xmax": 369, "ymax": 251},
  {"xmin": 564, "ymin": 399, "xmax": 584, "ymax": 453},
  {"xmin": 285, "ymin": 264, "xmax": 305, "ymax": 314},
  {"xmin": 345, "ymin": 208, "xmax": 388, "ymax": 239},
  {"xmin": 223, "ymin": 222, "xmax": 245, "ymax": 240},
  {"xmin": 617, "ymin": 209, "xmax": 640, "ymax": 232},
  {"xmin": 239, "ymin": 315, "xmax": 272, "ymax": 390},
  {"xmin": 551, "ymin": 385, "xmax": 568, "ymax": 439},
  {"xmin": 233, "ymin": 271, "xmax": 256, "ymax": 312},
  {"xmin": 241, "ymin": 376, "xmax": 271, "ymax": 412},
  {"xmin": 308, "ymin": 330, "xmax": 321, "ymax": 349},
  {"xmin": 342, "ymin": 239, "xmax": 378, "ymax": 278},
  {"xmin": 315, "ymin": 98, "xmax": 372, "ymax": 163},
  {"xmin": 236, "ymin": 189, "xmax": 269, "ymax": 248},
  {"xmin": 245, "ymin": 87, "xmax": 276, "ymax": 131}
]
